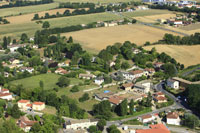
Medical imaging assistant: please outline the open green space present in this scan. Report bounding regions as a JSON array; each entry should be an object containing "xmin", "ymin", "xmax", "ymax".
[
  {"xmin": 10, "ymin": 73, "xmax": 83, "ymax": 90},
  {"xmin": 0, "ymin": 3, "xmax": 58, "ymax": 17},
  {"xmin": 54, "ymin": 0, "xmax": 139, "ymax": 4},
  {"xmin": 0, "ymin": 12, "xmax": 121, "ymax": 38},
  {"xmin": 122, "ymin": 9, "xmax": 172, "ymax": 18},
  {"xmin": 123, "ymin": 119, "xmax": 142, "ymax": 125}
]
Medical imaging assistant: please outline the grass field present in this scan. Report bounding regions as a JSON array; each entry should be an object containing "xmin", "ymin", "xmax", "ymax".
[
  {"xmin": 144, "ymin": 45, "xmax": 200, "ymax": 67},
  {"xmin": 10, "ymin": 73, "xmax": 83, "ymax": 90},
  {"xmin": 179, "ymin": 23, "xmax": 200, "ymax": 31},
  {"xmin": 123, "ymin": 9, "xmax": 172, "ymax": 18},
  {"xmin": 54, "ymin": 0, "xmax": 139, "ymax": 4},
  {"xmin": 62, "ymin": 24, "xmax": 181, "ymax": 53},
  {"xmin": 0, "ymin": 12, "xmax": 121, "ymax": 38},
  {"xmin": 0, "ymin": 3, "xmax": 59, "ymax": 17},
  {"xmin": 1, "ymin": 13, "xmax": 119, "ymax": 37}
]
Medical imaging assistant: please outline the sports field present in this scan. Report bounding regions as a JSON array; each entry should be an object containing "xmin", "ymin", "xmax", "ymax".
[
  {"xmin": 62, "ymin": 24, "xmax": 181, "ymax": 53},
  {"xmin": 144, "ymin": 45, "xmax": 200, "ymax": 67}
]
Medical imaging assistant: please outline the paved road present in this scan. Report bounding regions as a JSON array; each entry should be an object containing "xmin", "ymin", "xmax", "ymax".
[{"xmin": 108, "ymin": 11, "xmax": 189, "ymax": 37}]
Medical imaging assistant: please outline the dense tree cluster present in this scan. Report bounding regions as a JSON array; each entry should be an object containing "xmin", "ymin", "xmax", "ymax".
[
  {"xmin": 0, "ymin": 0, "xmax": 54, "ymax": 9},
  {"xmin": 162, "ymin": 33, "xmax": 200, "ymax": 45},
  {"xmin": 59, "ymin": 2, "xmax": 95, "ymax": 9},
  {"xmin": 0, "ymin": 17, "xmax": 10, "ymax": 24}
]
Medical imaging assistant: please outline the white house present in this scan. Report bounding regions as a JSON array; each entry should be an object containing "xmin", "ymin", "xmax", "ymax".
[
  {"xmin": 134, "ymin": 80, "xmax": 152, "ymax": 94},
  {"xmin": 65, "ymin": 119, "xmax": 98, "ymax": 130},
  {"xmin": 122, "ymin": 72, "xmax": 135, "ymax": 80},
  {"xmin": 130, "ymin": 70, "xmax": 145, "ymax": 79},
  {"xmin": 139, "ymin": 114, "xmax": 155, "ymax": 123},
  {"xmin": 79, "ymin": 73, "xmax": 96, "ymax": 79},
  {"xmin": 167, "ymin": 79, "xmax": 179, "ymax": 89},
  {"xmin": 17, "ymin": 116, "xmax": 37, "ymax": 132},
  {"xmin": 8, "ymin": 44, "xmax": 27, "ymax": 52},
  {"xmin": 94, "ymin": 77, "xmax": 104, "ymax": 85},
  {"xmin": 20, "ymin": 67, "xmax": 34, "ymax": 73},
  {"xmin": 167, "ymin": 112, "xmax": 181, "ymax": 125},
  {"xmin": 0, "ymin": 87, "xmax": 12, "ymax": 101},
  {"xmin": 18, "ymin": 100, "xmax": 31, "ymax": 111},
  {"xmin": 32, "ymin": 102, "xmax": 45, "ymax": 111}
]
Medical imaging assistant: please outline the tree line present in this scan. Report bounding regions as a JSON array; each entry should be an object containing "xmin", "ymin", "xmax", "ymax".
[
  {"xmin": 33, "ymin": 6, "xmax": 105, "ymax": 20},
  {"xmin": 0, "ymin": 17, "xmax": 10, "ymax": 24},
  {"xmin": 162, "ymin": 33, "xmax": 200, "ymax": 45},
  {"xmin": 0, "ymin": 0, "xmax": 54, "ymax": 9},
  {"xmin": 59, "ymin": 2, "xmax": 95, "ymax": 9}
]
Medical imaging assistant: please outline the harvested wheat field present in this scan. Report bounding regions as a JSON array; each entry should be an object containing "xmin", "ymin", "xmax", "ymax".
[
  {"xmin": 62, "ymin": 24, "xmax": 181, "ymax": 52},
  {"xmin": 144, "ymin": 45, "xmax": 200, "ymax": 67},
  {"xmin": 134, "ymin": 13, "xmax": 177, "ymax": 23},
  {"xmin": 6, "ymin": 8, "xmax": 72, "ymax": 24}
]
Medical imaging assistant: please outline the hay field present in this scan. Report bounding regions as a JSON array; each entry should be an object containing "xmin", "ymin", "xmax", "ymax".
[
  {"xmin": 144, "ymin": 45, "xmax": 200, "ymax": 67},
  {"xmin": 0, "ymin": 3, "xmax": 58, "ymax": 17},
  {"xmin": 134, "ymin": 13, "xmax": 177, "ymax": 23},
  {"xmin": 54, "ymin": 0, "xmax": 139, "ymax": 4},
  {"xmin": 179, "ymin": 23, "xmax": 200, "ymax": 31},
  {"xmin": 62, "ymin": 24, "xmax": 181, "ymax": 53},
  {"xmin": 0, "ymin": 12, "xmax": 121, "ymax": 38}
]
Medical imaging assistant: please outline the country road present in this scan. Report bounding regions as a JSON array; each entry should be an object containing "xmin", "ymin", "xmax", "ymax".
[{"xmin": 108, "ymin": 11, "xmax": 189, "ymax": 37}]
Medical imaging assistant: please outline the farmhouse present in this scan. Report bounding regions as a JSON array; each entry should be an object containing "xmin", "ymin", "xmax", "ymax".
[
  {"xmin": 132, "ymin": 48, "xmax": 141, "ymax": 54},
  {"xmin": 121, "ymin": 83, "xmax": 134, "ymax": 91},
  {"xmin": 9, "ymin": 58, "xmax": 20, "ymax": 64},
  {"xmin": 167, "ymin": 79, "xmax": 179, "ymax": 89},
  {"xmin": 167, "ymin": 112, "xmax": 181, "ymax": 125},
  {"xmin": 139, "ymin": 114, "xmax": 155, "ymax": 123},
  {"xmin": 17, "ymin": 116, "xmax": 37, "ymax": 132},
  {"xmin": 154, "ymin": 96, "xmax": 167, "ymax": 103},
  {"xmin": 154, "ymin": 62, "xmax": 164, "ymax": 68},
  {"xmin": 144, "ymin": 68, "xmax": 155, "ymax": 76},
  {"xmin": 65, "ymin": 119, "xmax": 98, "ymax": 130},
  {"xmin": 122, "ymin": 71, "xmax": 135, "ymax": 80},
  {"xmin": 55, "ymin": 68, "xmax": 68, "ymax": 75},
  {"xmin": 32, "ymin": 102, "xmax": 45, "ymax": 111},
  {"xmin": 8, "ymin": 44, "xmax": 27, "ymax": 52},
  {"xmin": 94, "ymin": 76, "xmax": 104, "ymax": 85},
  {"xmin": 130, "ymin": 70, "xmax": 145, "ymax": 79},
  {"xmin": 79, "ymin": 73, "xmax": 96, "ymax": 79}
]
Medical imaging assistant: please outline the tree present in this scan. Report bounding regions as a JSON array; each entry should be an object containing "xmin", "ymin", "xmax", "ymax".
[
  {"xmin": 0, "ymin": 118, "xmax": 21, "ymax": 133},
  {"xmin": 107, "ymin": 125, "xmax": 121, "ymax": 133},
  {"xmin": 118, "ymin": 99, "xmax": 128, "ymax": 116},
  {"xmin": 42, "ymin": 21, "xmax": 50, "ymax": 29},
  {"xmin": 33, "ymin": 14, "xmax": 39, "ymax": 20},
  {"xmin": 183, "ymin": 113, "xmax": 200, "ymax": 128},
  {"xmin": 30, "ymin": 123, "xmax": 41, "ymax": 132},
  {"xmin": 129, "ymin": 99, "xmax": 134, "ymax": 115},
  {"xmin": 68, "ymin": 36, "xmax": 73, "ymax": 43},
  {"xmin": 11, "ymin": 104, "xmax": 21, "ymax": 119},
  {"xmin": 57, "ymin": 76, "xmax": 70, "ymax": 87},
  {"xmin": 21, "ymin": 33, "xmax": 28, "ymax": 42},
  {"xmin": 79, "ymin": 93, "xmax": 89, "ymax": 102},
  {"xmin": 97, "ymin": 119, "xmax": 106, "ymax": 131},
  {"xmin": 163, "ymin": 63, "xmax": 177, "ymax": 77},
  {"xmin": 59, "ymin": 105, "xmax": 70, "ymax": 117},
  {"xmin": 3, "ymin": 36, "xmax": 8, "ymax": 49},
  {"xmin": 39, "ymin": 80, "xmax": 44, "ymax": 89},
  {"xmin": 89, "ymin": 125, "xmax": 98, "ymax": 133},
  {"xmin": 132, "ymin": 19, "xmax": 137, "ymax": 23},
  {"xmin": 121, "ymin": 61, "xmax": 130, "ymax": 70},
  {"xmin": 70, "ymin": 85, "xmax": 79, "ymax": 92}
]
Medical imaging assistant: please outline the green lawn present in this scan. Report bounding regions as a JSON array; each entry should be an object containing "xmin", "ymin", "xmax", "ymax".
[
  {"xmin": 123, "ymin": 119, "xmax": 142, "ymax": 125},
  {"xmin": 0, "ymin": 3, "xmax": 58, "ymax": 17},
  {"xmin": 0, "ymin": 12, "xmax": 121, "ymax": 38},
  {"xmin": 10, "ymin": 73, "xmax": 83, "ymax": 90},
  {"xmin": 122, "ymin": 9, "xmax": 172, "ymax": 18},
  {"xmin": 54, "ymin": 0, "xmax": 140, "ymax": 4}
]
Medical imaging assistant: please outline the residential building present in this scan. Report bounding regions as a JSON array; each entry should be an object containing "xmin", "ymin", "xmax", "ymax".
[
  {"xmin": 130, "ymin": 70, "xmax": 145, "ymax": 79},
  {"xmin": 55, "ymin": 68, "xmax": 68, "ymax": 75},
  {"xmin": 109, "ymin": 61, "xmax": 116, "ymax": 67},
  {"xmin": 154, "ymin": 91, "xmax": 165, "ymax": 97},
  {"xmin": 132, "ymin": 48, "xmax": 141, "ymax": 54},
  {"xmin": 121, "ymin": 83, "xmax": 134, "ymax": 91},
  {"xmin": 18, "ymin": 100, "xmax": 31, "ymax": 110},
  {"xmin": 167, "ymin": 112, "xmax": 181, "ymax": 125},
  {"xmin": 143, "ymin": 0, "xmax": 166, "ymax": 3},
  {"xmin": 8, "ymin": 44, "xmax": 27, "ymax": 52},
  {"xmin": 0, "ymin": 87, "xmax": 12, "ymax": 101},
  {"xmin": 32, "ymin": 102, "xmax": 45, "ymax": 111},
  {"xmin": 144, "ymin": 68, "xmax": 155, "ymax": 76},
  {"xmin": 20, "ymin": 67, "xmax": 34, "ymax": 73},
  {"xmin": 136, "ymin": 124, "xmax": 170, "ymax": 133},
  {"xmin": 154, "ymin": 96, "xmax": 167, "ymax": 103},
  {"xmin": 134, "ymin": 80, "xmax": 152, "ymax": 93},
  {"xmin": 94, "ymin": 76, "xmax": 104, "ymax": 85},
  {"xmin": 139, "ymin": 114, "xmax": 155, "ymax": 123},
  {"xmin": 94, "ymin": 92, "xmax": 114, "ymax": 101},
  {"xmin": 65, "ymin": 119, "xmax": 98, "ymax": 130},
  {"xmin": 109, "ymin": 95, "xmax": 124, "ymax": 106},
  {"xmin": 9, "ymin": 58, "xmax": 20, "ymax": 64},
  {"xmin": 17, "ymin": 116, "xmax": 37, "ymax": 132},
  {"xmin": 79, "ymin": 73, "xmax": 96, "ymax": 79},
  {"xmin": 122, "ymin": 71, "xmax": 135, "ymax": 80},
  {"xmin": 167, "ymin": 79, "xmax": 179, "ymax": 89},
  {"xmin": 154, "ymin": 62, "xmax": 164, "ymax": 68}
]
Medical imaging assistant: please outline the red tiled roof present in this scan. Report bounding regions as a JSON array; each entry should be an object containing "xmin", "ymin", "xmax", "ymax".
[
  {"xmin": 2, "ymin": 89, "xmax": 9, "ymax": 92},
  {"xmin": 0, "ymin": 93, "xmax": 12, "ymax": 97},
  {"xmin": 33, "ymin": 102, "xmax": 44, "ymax": 105},
  {"xmin": 155, "ymin": 96, "xmax": 167, "ymax": 101},
  {"xmin": 155, "ymin": 91, "xmax": 164, "ymax": 96},
  {"xmin": 122, "ymin": 83, "xmax": 134, "ymax": 88},
  {"xmin": 142, "ymin": 114, "xmax": 152, "ymax": 120},
  {"xmin": 131, "ymin": 70, "xmax": 144, "ymax": 75},
  {"xmin": 136, "ymin": 124, "xmax": 170, "ymax": 133},
  {"xmin": 19, "ymin": 116, "xmax": 37, "ymax": 128},
  {"xmin": 109, "ymin": 96, "xmax": 124, "ymax": 105},
  {"xmin": 18, "ymin": 100, "xmax": 30, "ymax": 103},
  {"xmin": 26, "ymin": 104, "xmax": 32, "ymax": 107},
  {"xmin": 167, "ymin": 112, "xmax": 179, "ymax": 119}
]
